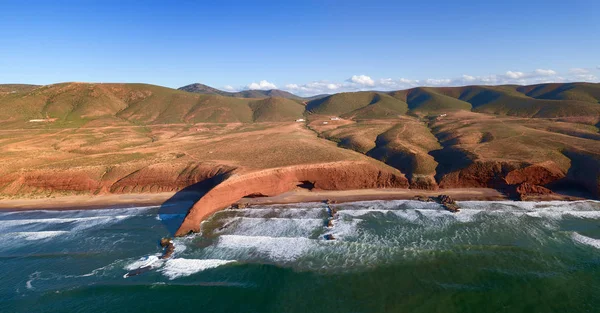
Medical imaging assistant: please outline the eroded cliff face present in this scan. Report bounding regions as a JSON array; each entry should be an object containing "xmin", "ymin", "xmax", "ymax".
[
  {"xmin": 438, "ymin": 160, "xmax": 568, "ymax": 199},
  {"xmin": 175, "ymin": 161, "xmax": 408, "ymax": 236},
  {"xmin": 0, "ymin": 163, "xmax": 234, "ymax": 197},
  {"xmin": 438, "ymin": 161, "xmax": 564, "ymax": 188}
]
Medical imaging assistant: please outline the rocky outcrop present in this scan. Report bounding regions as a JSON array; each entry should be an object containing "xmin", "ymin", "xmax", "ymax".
[
  {"xmin": 514, "ymin": 183, "xmax": 553, "ymax": 200},
  {"xmin": 109, "ymin": 163, "xmax": 233, "ymax": 193},
  {"xmin": 438, "ymin": 160, "xmax": 566, "ymax": 191},
  {"xmin": 437, "ymin": 194, "xmax": 460, "ymax": 212},
  {"xmin": 504, "ymin": 161, "xmax": 565, "ymax": 186},
  {"xmin": 0, "ymin": 163, "xmax": 234, "ymax": 197},
  {"xmin": 175, "ymin": 161, "xmax": 408, "ymax": 236},
  {"xmin": 1, "ymin": 170, "xmax": 101, "ymax": 195},
  {"xmin": 159, "ymin": 237, "xmax": 175, "ymax": 259}
]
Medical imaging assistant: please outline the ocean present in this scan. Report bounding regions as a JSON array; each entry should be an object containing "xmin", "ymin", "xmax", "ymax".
[{"xmin": 1, "ymin": 200, "xmax": 599, "ymax": 312}]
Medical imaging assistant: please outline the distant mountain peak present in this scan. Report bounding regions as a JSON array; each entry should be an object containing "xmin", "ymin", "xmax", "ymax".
[{"xmin": 178, "ymin": 83, "xmax": 304, "ymax": 100}]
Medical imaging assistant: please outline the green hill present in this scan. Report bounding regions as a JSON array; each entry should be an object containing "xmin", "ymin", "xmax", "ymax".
[
  {"xmin": 517, "ymin": 82, "xmax": 600, "ymax": 103},
  {"xmin": 249, "ymin": 97, "xmax": 305, "ymax": 122},
  {"xmin": 0, "ymin": 83, "xmax": 305, "ymax": 127},
  {"xmin": 1, "ymin": 82, "xmax": 599, "ymax": 128},
  {"xmin": 401, "ymin": 87, "xmax": 472, "ymax": 113},
  {"xmin": 306, "ymin": 91, "xmax": 408, "ymax": 118},
  {"xmin": 455, "ymin": 85, "xmax": 600, "ymax": 118}
]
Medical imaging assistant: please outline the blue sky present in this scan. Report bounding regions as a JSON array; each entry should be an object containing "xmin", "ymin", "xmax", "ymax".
[{"xmin": 1, "ymin": 0, "xmax": 598, "ymax": 95}]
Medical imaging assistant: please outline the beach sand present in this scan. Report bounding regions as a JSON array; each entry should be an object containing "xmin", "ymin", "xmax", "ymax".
[
  {"xmin": 0, "ymin": 188, "xmax": 586, "ymax": 212},
  {"xmin": 0, "ymin": 192, "xmax": 176, "ymax": 211}
]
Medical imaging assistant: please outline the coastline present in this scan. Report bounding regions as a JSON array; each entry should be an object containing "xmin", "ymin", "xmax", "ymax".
[
  {"xmin": 236, "ymin": 187, "xmax": 585, "ymax": 206},
  {"xmin": 0, "ymin": 188, "xmax": 587, "ymax": 212},
  {"xmin": 0, "ymin": 192, "xmax": 176, "ymax": 211}
]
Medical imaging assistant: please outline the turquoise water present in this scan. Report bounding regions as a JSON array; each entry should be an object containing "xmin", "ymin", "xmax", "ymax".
[{"xmin": 1, "ymin": 200, "xmax": 600, "ymax": 312}]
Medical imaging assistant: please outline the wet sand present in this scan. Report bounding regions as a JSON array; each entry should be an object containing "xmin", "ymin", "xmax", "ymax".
[
  {"xmin": 0, "ymin": 188, "xmax": 586, "ymax": 212},
  {"xmin": 238, "ymin": 188, "xmax": 511, "ymax": 206}
]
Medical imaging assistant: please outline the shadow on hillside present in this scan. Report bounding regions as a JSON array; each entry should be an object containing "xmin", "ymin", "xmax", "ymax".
[
  {"xmin": 158, "ymin": 172, "xmax": 231, "ymax": 236},
  {"xmin": 429, "ymin": 147, "xmax": 475, "ymax": 183},
  {"xmin": 548, "ymin": 150, "xmax": 600, "ymax": 200}
]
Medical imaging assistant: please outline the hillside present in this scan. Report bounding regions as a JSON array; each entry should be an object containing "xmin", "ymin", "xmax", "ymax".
[
  {"xmin": 0, "ymin": 84, "xmax": 40, "ymax": 94},
  {"xmin": 391, "ymin": 87, "xmax": 472, "ymax": 112},
  {"xmin": 303, "ymin": 83, "xmax": 600, "ymax": 121},
  {"xmin": 178, "ymin": 83, "xmax": 303, "ymax": 100},
  {"xmin": 0, "ymin": 82, "xmax": 305, "ymax": 127},
  {"xmin": 306, "ymin": 91, "xmax": 409, "ymax": 118}
]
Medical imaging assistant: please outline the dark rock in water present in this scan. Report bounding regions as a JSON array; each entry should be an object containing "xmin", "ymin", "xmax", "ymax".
[
  {"xmin": 124, "ymin": 265, "xmax": 153, "ymax": 278},
  {"xmin": 160, "ymin": 238, "xmax": 171, "ymax": 247},
  {"xmin": 326, "ymin": 219, "xmax": 334, "ymax": 228},
  {"xmin": 324, "ymin": 234, "xmax": 336, "ymax": 240},
  {"xmin": 437, "ymin": 194, "xmax": 460, "ymax": 213},
  {"xmin": 231, "ymin": 203, "xmax": 247, "ymax": 209},
  {"xmin": 437, "ymin": 194, "xmax": 455, "ymax": 204},
  {"xmin": 326, "ymin": 206, "xmax": 337, "ymax": 218},
  {"xmin": 159, "ymin": 237, "xmax": 175, "ymax": 259},
  {"xmin": 413, "ymin": 195, "xmax": 434, "ymax": 202}
]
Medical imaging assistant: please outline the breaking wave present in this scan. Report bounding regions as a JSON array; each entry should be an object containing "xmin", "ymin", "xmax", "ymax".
[{"xmin": 160, "ymin": 258, "xmax": 236, "ymax": 280}]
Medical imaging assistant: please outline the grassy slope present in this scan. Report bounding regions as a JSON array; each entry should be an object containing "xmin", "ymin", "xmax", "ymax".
[
  {"xmin": 395, "ymin": 87, "xmax": 472, "ymax": 113},
  {"xmin": 0, "ymin": 83, "xmax": 307, "ymax": 126},
  {"xmin": 306, "ymin": 91, "xmax": 408, "ymax": 118},
  {"xmin": 249, "ymin": 97, "xmax": 305, "ymax": 122},
  {"xmin": 456, "ymin": 85, "xmax": 600, "ymax": 118},
  {"xmin": 518, "ymin": 82, "xmax": 600, "ymax": 103}
]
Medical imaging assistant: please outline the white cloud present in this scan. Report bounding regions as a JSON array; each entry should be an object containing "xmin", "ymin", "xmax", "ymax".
[
  {"xmin": 223, "ymin": 85, "xmax": 236, "ymax": 91},
  {"xmin": 275, "ymin": 67, "xmax": 599, "ymax": 96},
  {"xmin": 533, "ymin": 69, "xmax": 557, "ymax": 76},
  {"xmin": 461, "ymin": 75, "xmax": 476, "ymax": 82},
  {"xmin": 505, "ymin": 71, "xmax": 525, "ymax": 79},
  {"xmin": 348, "ymin": 75, "xmax": 375, "ymax": 86},
  {"xmin": 569, "ymin": 68, "xmax": 589, "ymax": 74},
  {"xmin": 247, "ymin": 80, "xmax": 277, "ymax": 90}
]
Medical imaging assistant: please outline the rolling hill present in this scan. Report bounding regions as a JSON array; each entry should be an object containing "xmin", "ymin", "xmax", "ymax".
[
  {"xmin": 304, "ymin": 83, "xmax": 600, "ymax": 120},
  {"xmin": 0, "ymin": 83, "xmax": 305, "ymax": 127},
  {"xmin": 306, "ymin": 91, "xmax": 409, "ymax": 118}
]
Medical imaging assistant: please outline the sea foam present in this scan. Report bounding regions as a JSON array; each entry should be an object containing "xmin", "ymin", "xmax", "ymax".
[
  {"xmin": 160, "ymin": 258, "xmax": 236, "ymax": 279},
  {"xmin": 572, "ymin": 232, "xmax": 600, "ymax": 249},
  {"xmin": 10, "ymin": 230, "xmax": 70, "ymax": 241}
]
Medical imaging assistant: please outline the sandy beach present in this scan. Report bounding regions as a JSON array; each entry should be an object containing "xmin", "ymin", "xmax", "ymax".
[
  {"xmin": 0, "ymin": 192, "xmax": 176, "ymax": 211},
  {"xmin": 239, "ymin": 188, "xmax": 511, "ymax": 206},
  {"xmin": 0, "ymin": 187, "xmax": 586, "ymax": 212}
]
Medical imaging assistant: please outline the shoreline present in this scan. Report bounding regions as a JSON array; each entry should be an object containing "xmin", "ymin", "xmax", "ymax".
[
  {"xmin": 236, "ymin": 187, "xmax": 586, "ymax": 207},
  {"xmin": 0, "ymin": 188, "xmax": 589, "ymax": 212},
  {"xmin": 0, "ymin": 192, "xmax": 176, "ymax": 211}
]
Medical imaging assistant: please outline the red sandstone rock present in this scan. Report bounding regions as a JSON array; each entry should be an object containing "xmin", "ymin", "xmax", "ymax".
[
  {"xmin": 505, "ymin": 161, "xmax": 565, "ymax": 186},
  {"xmin": 439, "ymin": 160, "xmax": 565, "ymax": 190},
  {"xmin": 514, "ymin": 183, "xmax": 553, "ymax": 200},
  {"xmin": 175, "ymin": 161, "xmax": 408, "ymax": 236}
]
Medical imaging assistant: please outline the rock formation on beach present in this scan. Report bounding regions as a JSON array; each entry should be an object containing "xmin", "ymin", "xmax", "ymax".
[{"xmin": 175, "ymin": 161, "xmax": 407, "ymax": 235}]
